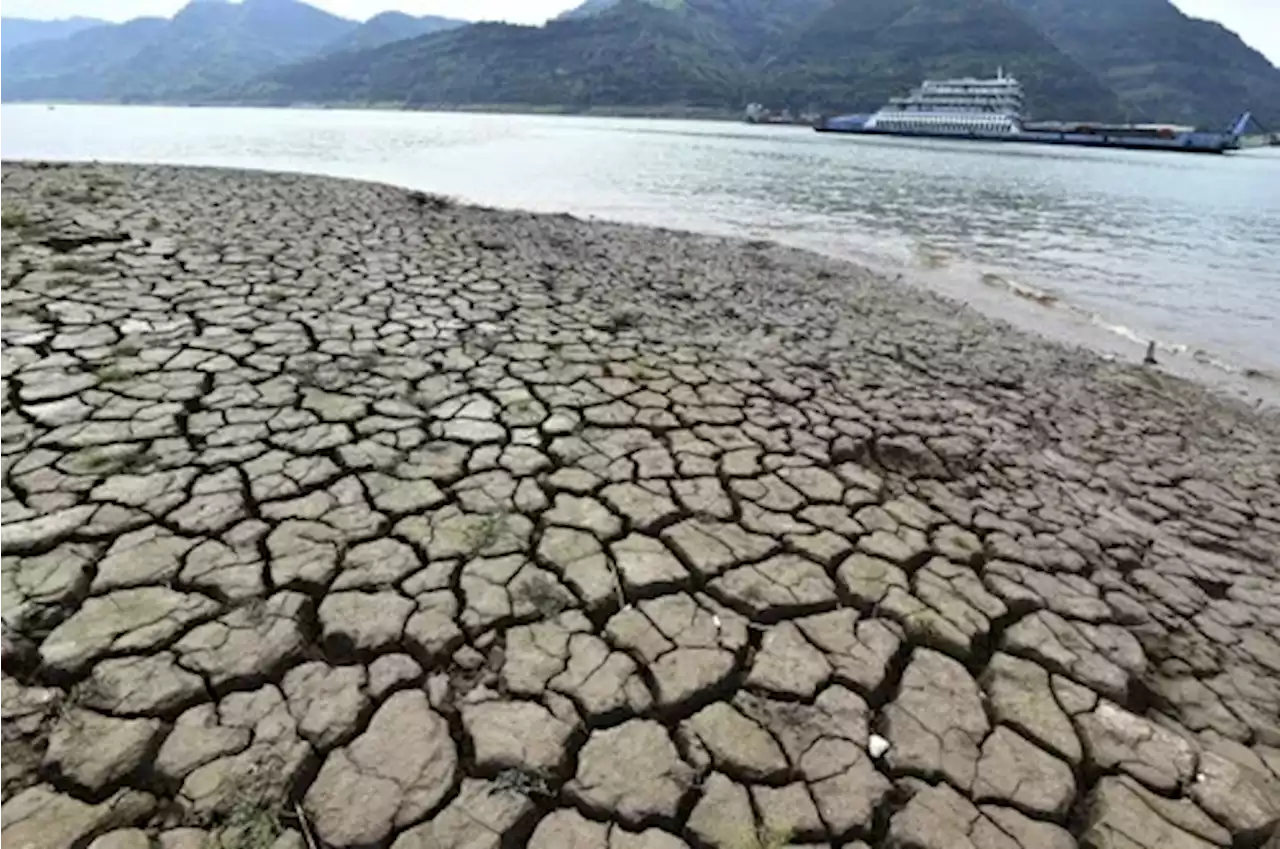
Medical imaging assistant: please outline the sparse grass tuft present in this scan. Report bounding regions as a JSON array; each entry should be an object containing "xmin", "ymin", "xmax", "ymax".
[
  {"xmin": 2, "ymin": 207, "xmax": 30, "ymax": 230},
  {"xmin": 206, "ymin": 752, "xmax": 288, "ymax": 849},
  {"xmin": 732, "ymin": 826, "xmax": 794, "ymax": 849},
  {"xmin": 605, "ymin": 308, "xmax": 644, "ymax": 332},
  {"xmin": 493, "ymin": 767, "xmax": 555, "ymax": 799},
  {"xmin": 507, "ymin": 397, "xmax": 537, "ymax": 416},
  {"xmin": 466, "ymin": 513, "xmax": 509, "ymax": 553},
  {"xmin": 86, "ymin": 172, "xmax": 121, "ymax": 188},
  {"xmin": 63, "ymin": 191, "xmax": 101, "ymax": 206},
  {"xmin": 95, "ymin": 363, "xmax": 135, "ymax": 384},
  {"xmin": 72, "ymin": 446, "xmax": 155, "ymax": 477},
  {"xmin": 79, "ymin": 450, "xmax": 123, "ymax": 474},
  {"xmin": 50, "ymin": 258, "xmax": 106, "ymax": 274},
  {"xmin": 512, "ymin": 574, "xmax": 569, "ymax": 618},
  {"xmin": 206, "ymin": 797, "xmax": 282, "ymax": 849},
  {"xmin": 408, "ymin": 190, "xmax": 455, "ymax": 212},
  {"xmin": 758, "ymin": 828, "xmax": 793, "ymax": 849}
]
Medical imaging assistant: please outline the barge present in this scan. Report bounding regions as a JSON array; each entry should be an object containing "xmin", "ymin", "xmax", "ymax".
[{"xmin": 815, "ymin": 72, "xmax": 1252, "ymax": 154}]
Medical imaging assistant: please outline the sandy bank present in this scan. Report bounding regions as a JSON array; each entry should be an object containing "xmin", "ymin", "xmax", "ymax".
[{"xmin": 2, "ymin": 162, "xmax": 1278, "ymax": 849}]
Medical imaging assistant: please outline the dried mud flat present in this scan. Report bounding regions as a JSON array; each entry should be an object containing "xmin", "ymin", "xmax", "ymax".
[{"xmin": 2, "ymin": 161, "xmax": 1279, "ymax": 849}]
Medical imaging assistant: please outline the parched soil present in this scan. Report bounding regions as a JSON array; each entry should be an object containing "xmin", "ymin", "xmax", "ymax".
[{"xmin": 2, "ymin": 161, "xmax": 1278, "ymax": 849}]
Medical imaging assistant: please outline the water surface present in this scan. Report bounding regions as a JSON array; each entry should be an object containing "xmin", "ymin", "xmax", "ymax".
[{"xmin": 4, "ymin": 104, "xmax": 1279, "ymax": 381}]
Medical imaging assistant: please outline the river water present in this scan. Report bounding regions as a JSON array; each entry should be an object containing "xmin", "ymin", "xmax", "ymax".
[{"xmin": 4, "ymin": 104, "xmax": 1279, "ymax": 394}]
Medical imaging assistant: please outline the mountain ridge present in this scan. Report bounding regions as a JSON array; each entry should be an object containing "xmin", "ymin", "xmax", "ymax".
[
  {"xmin": 1005, "ymin": 0, "xmax": 1280, "ymax": 126},
  {"xmin": 2, "ymin": 0, "xmax": 1275, "ymax": 126},
  {"xmin": 234, "ymin": 0, "xmax": 1133, "ymax": 121},
  {"xmin": 321, "ymin": 10, "xmax": 468, "ymax": 55},
  {"xmin": 0, "ymin": 0, "xmax": 469, "ymax": 102},
  {"xmin": 0, "ymin": 16, "xmax": 108, "ymax": 52}
]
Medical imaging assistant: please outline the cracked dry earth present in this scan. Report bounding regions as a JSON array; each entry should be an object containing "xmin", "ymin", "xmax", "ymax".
[{"xmin": 2, "ymin": 161, "xmax": 1279, "ymax": 849}]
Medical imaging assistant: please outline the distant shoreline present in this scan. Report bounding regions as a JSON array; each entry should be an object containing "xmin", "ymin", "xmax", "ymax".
[{"xmin": 4, "ymin": 98, "xmax": 750, "ymax": 122}]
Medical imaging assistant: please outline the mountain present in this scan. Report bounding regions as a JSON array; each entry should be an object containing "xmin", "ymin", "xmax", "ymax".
[
  {"xmin": 3, "ymin": 0, "xmax": 1273, "ymax": 127},
  {"xmin": 558, "ymin": 0, "xmax": 660, "ymax": 19},
  {"xmin": 239, "ymin": 0, "xmax": 1121, "ymax": 119},
  {"xmin": 2, "ymin": 17, "xmax": 171, "ymax": 101},
  {"xmin": 758, "ymin": 0, "xmax": 1128, "ymax": 119},
  {"xmin": 556, "ymin": 0, "xmax": 694, "ymax": 19},
  {"xmin": 556, "ymin": 0, "xmax": 828, "ymax": 60},
  {"xmin": 1, "ymin": 16, "xmax": 108, "ymax": 52},
  {"xmin": 322, "ymin": 10, "xmax": 467, "ymax": 54},
  {"xmin": 240, "ymin": 0, "xmax": 746, "ymax": 107},
  {"xmin": 2, "ymin": 0, "xmax": 359, "ymax": 101},
  {"xmin": 1005, "ymin": 0, "xmax": 1280, "ymax": 126}
]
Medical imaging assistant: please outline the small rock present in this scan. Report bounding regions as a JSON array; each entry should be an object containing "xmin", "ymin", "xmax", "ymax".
[
  {"xmin": 1082, "ymin": 776, "xmax": 1225, "ymax": 849},
  {"xmin": 158, "ymin": 829, "xmax": 209, "ymax": 849},
  {"xmin": 887, "ymin": 783, "xmax": 1074, "ymax": 849},
  {"xmin": 319, "ymin": 591, "xmax": 413, "ymax": 655},
  {"xmin": 1190, "ymin": 749, "xmax": 1280, "ymax": 843},
  {"xmin": 528, "ymin": 809, "xmax": 607, "ymax": 849},
  {"xmin": 304, "ymin": 691, "xmax": 458, "ymax": 847},
  {"xmin": 175, "ymin": 591, "xmax": 308, "ymax": 686},
  {"xmin": 44, "ymin": 710, "xmax": 162, "ymax": 793},
  {"xmin": 973, "ymin": 726, "xmax": 1076, "ymax": 820},
  {"xmin": 1077, "ymin": 700, "xmax": 1198, "ymax": 793},
  {"xmin": 39, "ymin": 587, "xmax": 218, "ymax": 674},
  {"xmin": 282, "ymin": 662, "xmax": 370, "ymax": 750},
  {"xmin": 390, "ymin": 779, "xmax": 532, "ymax": 849},
  {"xmin": 81, "ymin": 652, "xmax": 205, "ymax": 715},
  {"xmin": 883, "ymin": 648, "xmax": 989, "ymax": 791},
  {"xmin": 0, "ymin": 786, "xmax": 155, "ymax": 849},
  {"xmin": 687, "ymin": 772, "xmax": 755, "ymax": 849},
  {"xmin": 368, "ymin": 653, "xmax": 422, "ymax": 698},
  {"xmin": 461, "ymin": 699, "xmax": 574, "ymax": 773},
  {"xmin": 88, "ymin": 829, "xmax": 151, "ymax": 849},
  {"xmin": 568, "ymin": 719, "xmax": 693, "ymax": 826}
]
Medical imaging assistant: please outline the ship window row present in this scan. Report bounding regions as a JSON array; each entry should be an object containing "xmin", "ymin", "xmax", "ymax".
[
  {"xmin": 919, "ymin": 88, "xmax": 1023, "ymax": 97},
  {"xmin": 878, "ymin": 116, "xmax": 1016, "ymax": 133},
  {"xmin": 920, "ymin": 86, "xmax": 1022, "ymax": 94},
  {"xmin": 892, "ymin": 100, "xmax": 1022, "ymax": 111}
]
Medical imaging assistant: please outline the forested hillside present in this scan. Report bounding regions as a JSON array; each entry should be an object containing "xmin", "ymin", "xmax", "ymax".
[{"xmin": 3, "ymin": 0, "xmax": 1275, "ymax": 125}]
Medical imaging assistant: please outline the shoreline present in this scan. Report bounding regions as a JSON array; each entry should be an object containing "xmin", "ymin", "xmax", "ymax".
[
  {"xmin": 3, "ymin": 98, "xmax": 749, "ymax": 122},
  {"xmin": 3, "ymin": 161, "xmax": 1278, "ymax": 849},
  {"xmin": 4, "ymin": 139, "xmax": 1276, "ymax": 411}
]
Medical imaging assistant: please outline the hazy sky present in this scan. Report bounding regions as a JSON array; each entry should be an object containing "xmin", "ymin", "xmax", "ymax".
[{"xmin": 4, "ymin": 0, "xmax": 1279, "ymax": 66}]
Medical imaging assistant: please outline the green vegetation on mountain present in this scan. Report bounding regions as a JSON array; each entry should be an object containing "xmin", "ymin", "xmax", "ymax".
[
  {"xmin": 2, "ymin": 17, "xmax": 170, "ymax": 101},
  {"xmin": 241, "ymin": 0, "xmax": 1124, "ymax": 120},
  {"xmin": 2, "ymin": 0, "xmax": 1276, "ymax": 126},
  {"xmin": 757, "ymin": 0, "xmax": 1127, "ymax": 119},
  {"xmin": 241, "ymin": 1, "xmax": 745, "ymax": 108},
  {"xmin": 0, "ymin": 0, "xmax": 468, "ymax": 102},
  {"xmin": 2, "ymin": 0, "xmax": 356, "ymax": 101},
  {"xmin": 1005, "ymin": 0, "xmax": 1280, "ymax": 126},
  {"xmin": 321, "ymin": 10, "xmax": 467, "ymax": 55}
]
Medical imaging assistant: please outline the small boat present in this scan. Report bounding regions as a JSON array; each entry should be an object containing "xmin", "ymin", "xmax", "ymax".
[{"xmin": 816, "ymin": 71, "xmax": 1252, "ymax": 154}]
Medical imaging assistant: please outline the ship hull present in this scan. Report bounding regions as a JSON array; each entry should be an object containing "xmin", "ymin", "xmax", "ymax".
[{"xmin": 815, "ymin": 124, "xmax": 1235, "ymax": 154}]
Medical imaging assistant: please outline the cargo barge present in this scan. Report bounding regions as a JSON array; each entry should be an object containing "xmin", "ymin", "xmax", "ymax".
[{"xmin": 815, "ymin": 72, "xmax": 1252, "ymax": 154}]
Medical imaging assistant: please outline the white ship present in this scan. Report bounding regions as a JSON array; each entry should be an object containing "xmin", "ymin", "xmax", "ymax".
[
  {"xmin": 817, "ymin": 70, "xmax": 1251, "ymax": 154},
  {"xmin": 863, "ymin": 69, "xmax": 1024, "ymax": 135}
]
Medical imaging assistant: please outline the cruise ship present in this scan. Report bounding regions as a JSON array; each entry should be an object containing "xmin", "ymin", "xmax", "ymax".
[{"xmin": 815, "ymin": 71, "xmax": 1252, "ymax": 154}]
